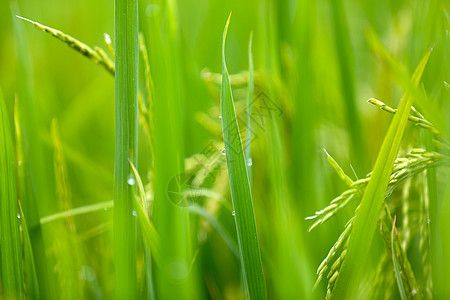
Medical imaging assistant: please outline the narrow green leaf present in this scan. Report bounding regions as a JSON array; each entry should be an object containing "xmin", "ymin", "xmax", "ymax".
[
  {"xmin": 114, "ymin": 0, "xmax": 139, "ymax": 297},
  {"xmin": 0, "ymin": 88, "xmax": 24, "ymax": 299},
  {"xmin": 245, "ymin": 31, "xmax": 254, "ymax": 182},
  {"xmin": 144, "ymin": 1, "xmax": 195, "ymax": 298},
  {"xmin": 221, "ymin": 13, "xmax": 267, "ymax": 299},
  {"xmin": 50, "ymin": 119, "xmax": 83, "ymax": 299},
  {"xmin": 189, "ymin": 204, "xmax": 239, "ymax": 257},
  {"xmin": 391, "ymin": 216, "xmax": 407, "ymax": 300},
  {"xmin": 40, "ymin": 201, "xmax": 113, "ymax": 224},
  {"xmin": 11, "ymin": 4, "xmax": 56, "ymax": 297},
  {"xmin": 331, "ymin": 50, "xmax": 431, "ymax": 298},
  {"xmin": 129, "ymin": 163, "xmax": 158, "ymax": 300},
  {"xmin": 330, "ymin": 0, "xmax": 367, "ymax": 171},
  {"xmin": 14, "ymin": 99, "xmax": 39, "ymax": 299},
  {"xmin": 18, "ymin": 203, "xmax": 40, "ymax": 299},
  {"xmin": 129, "ymin": 160, "xmax": 161, "ymax": 264}
]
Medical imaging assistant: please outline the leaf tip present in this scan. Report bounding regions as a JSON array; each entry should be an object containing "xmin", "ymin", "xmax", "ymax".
[
  {"xmin": 222, "ymin": 12, "xmax": 232, "ymax": 69},
  {"xmin": 223, "ymin": 12, "xmax": 232, "ymax": 41},
  {"xmin": 16, "ymin": 15, "xmax": 33, "ymax": 23}
]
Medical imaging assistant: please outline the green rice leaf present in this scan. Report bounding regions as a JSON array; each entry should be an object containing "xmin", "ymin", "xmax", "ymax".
[
  {"xmin": 189, "ymin": 204, "xmax": 239, "ymax": 257},
  {"xmin": 18, "ymin": 203, "xmax": 40, "ymax": 299},
  {"xmin": 14, "ymin": 99, "xmax": 39, "ymax": 299},
  {"xmin": 11, "ymin": 4, "xmax": 57, "ymax": 297},
  {"xmin": 50, "ymin": 119, "xmax": 83, "ymax": 299},
  {"xmin": 40, "ymin": 201, "xmax": 113, "ymax": 224},
  {"xmin": 0, "ymin": 88, "xmax": 24, "ymax": 299},
  {"xmin": 221, "ymin": 13, "xmax": 267, "ymax": 299},
  {"xmin": 391, "ymin": 216, "xmax": 407, "ymax": 300},
  {"xmin": 331, "ymin": 50, "xmax": 431, "ymax": 298},
  {"xmin": 114, "ymin": 0, "xmax": 139, "ymax": 297},
  {"xmin": 129, "ymin": 160, "xmax": 161, "ymax": 264},
  {"xmin": 245, "ymin": 31, "xmax": 254, "ymax": 182}
]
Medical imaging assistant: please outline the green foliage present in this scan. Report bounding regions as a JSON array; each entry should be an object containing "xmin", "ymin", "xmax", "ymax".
[
  {"xmin": 1, "ymin": 0, "xmax": 448, "ymax": 299},
  {"xmin": 391, "ymin": 217, "xmax": 407, "ymax": 300},
  {"xmin": 0, "ymin": 88, "xmax": 24, "ymax": 299},
  {"xmin": 331, "ymin": 50, "xmax": 431, "ymax": 298},
  {"xmin": 221, "ymin": 13, "xmax": 267, "ymax": 299},
  {"xmin": 114, "ymin": 0, "xmax": 139, "ymax": 297}
]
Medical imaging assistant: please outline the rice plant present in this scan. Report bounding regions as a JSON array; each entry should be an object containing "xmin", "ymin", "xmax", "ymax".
[{"xmin": 1, "ymin": 0, "xmax": 449, "ymax": 299}]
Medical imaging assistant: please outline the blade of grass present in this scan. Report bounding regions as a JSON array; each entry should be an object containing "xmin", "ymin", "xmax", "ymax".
[
  {"xmin": 14, "ymin": 99, "xmax": 39, "ymax": 299},
  {"xmin": 273, "ymin": 2, "xmax": 315, "ymax": 297},
  {"xmin": 189, "ymin": 204, "xmax": 239, "ymax": 257},
  {"xmin": 143, "ymin": 0, "xmax": 198, "ymax": 298},
  {"xmin": 40, "ymin": 201, "xmax": 114, "ymax": 224},
  {"xmin": 18, "ymin": 203, "xmax": 40, "ymax": 299},
  {"xmin": 50, "ymin": 119, "xmax": 83, "ymax": 299},
  {"xmin": 221, "ymin": 13, "xmax": 267, "ymax": 299},
  {"xmin": 331, "ymin": 50, "xmax": 431, "ymax": 298},
  {"xmin": 129, "ymin": 160, "xmax": 161, "ymax": 264},
  {"xmin": 0, "ymin": 88, "xmax": 24, "ymax": 299},
  {"xmin": 114, "ymin": 0, "xmax": 139, "ymax": 297},
  {"xmin": 245, "ymin": 31, "xmax": 254, "ymax": 182},
  {"xmin": 11, "ymin": 4, "xmax": 56, "ymax": 297},
  {"xmin": 138, "ymin": 32, "xmax": 155, "ymax": 179},
  {"xmin": 330, "ymin": 0, "xmax": 367, "ymax": 172},
  {"xmin": 424, "ymin": 133, "xmax": 443, "ymax": 297},
  {"xmin": 391, "ymin": 216, "xmax": 407, "ymax": 300},
  {"xmin": 129, "ymin": 158, "xmax": 157, "ymax": 300}
]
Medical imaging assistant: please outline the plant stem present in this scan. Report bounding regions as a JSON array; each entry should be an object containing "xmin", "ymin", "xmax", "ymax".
[{"xmin": 114, "ymin": 0, "xmax": 138, "ymax": 297}]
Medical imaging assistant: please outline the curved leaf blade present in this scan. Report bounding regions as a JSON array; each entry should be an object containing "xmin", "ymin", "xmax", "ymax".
[
  {"xmin": 0, "ymin": 89, "xmax": 24, "ymax": 299},
  {"xmin": 331, "ymin": 50, "xmax": 431, "ymax": 298},
  {"xmin": 221, "ymin": 13, "xmax": 267, "ymax": 299}
]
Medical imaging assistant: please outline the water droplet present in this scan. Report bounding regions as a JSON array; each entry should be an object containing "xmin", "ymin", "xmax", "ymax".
[
  {"xmin": 104, "ymin": 33, "xmax": 111, "ymax": 44},
  {"xmin": 221, "ymin": 148, "xmax": 226, "ymax": 156},
  {"xmin": 104, "ymin": 208, "xmax": 108, "ymax": 211},
  {"xmin": 169, "ymin": 259, "xmax": 189, "ymax": 280},
  {"xmin": 79, "ymin": 265, "xmax": 96, "ymax": 282},
  {"xmin": 17, "ymin": 213, "xmax": 21, "ymax": 219},
  {"xmin": 219, "ymin": 114, "xmax": 222, "ymax": 119},
  {"xmin": 247, "ymin": 158, "xmax": 253, "ymax": 167},
  {"xmin": 427, "ymin": 219, "xmax": 431, "ymax": 224},
  {"xmin": 146, "ymin": 4, "xmax": 160, "ymax": 17},
  {"xmin": 232, "ymin": 211, "xmax": 235, "ymax": 216},
  {"xmin": 132, "ymin": 210, "xmax": 137, "ymax": 217},
  {"xmin": 127, "ymin": 174, "xmax": 136, "ymax": 186}
]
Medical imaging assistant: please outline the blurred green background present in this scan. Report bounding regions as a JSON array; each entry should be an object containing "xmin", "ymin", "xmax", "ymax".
[{"xmin": 0, "ymin": 0, "xmax": 448, "ymax": 299}]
